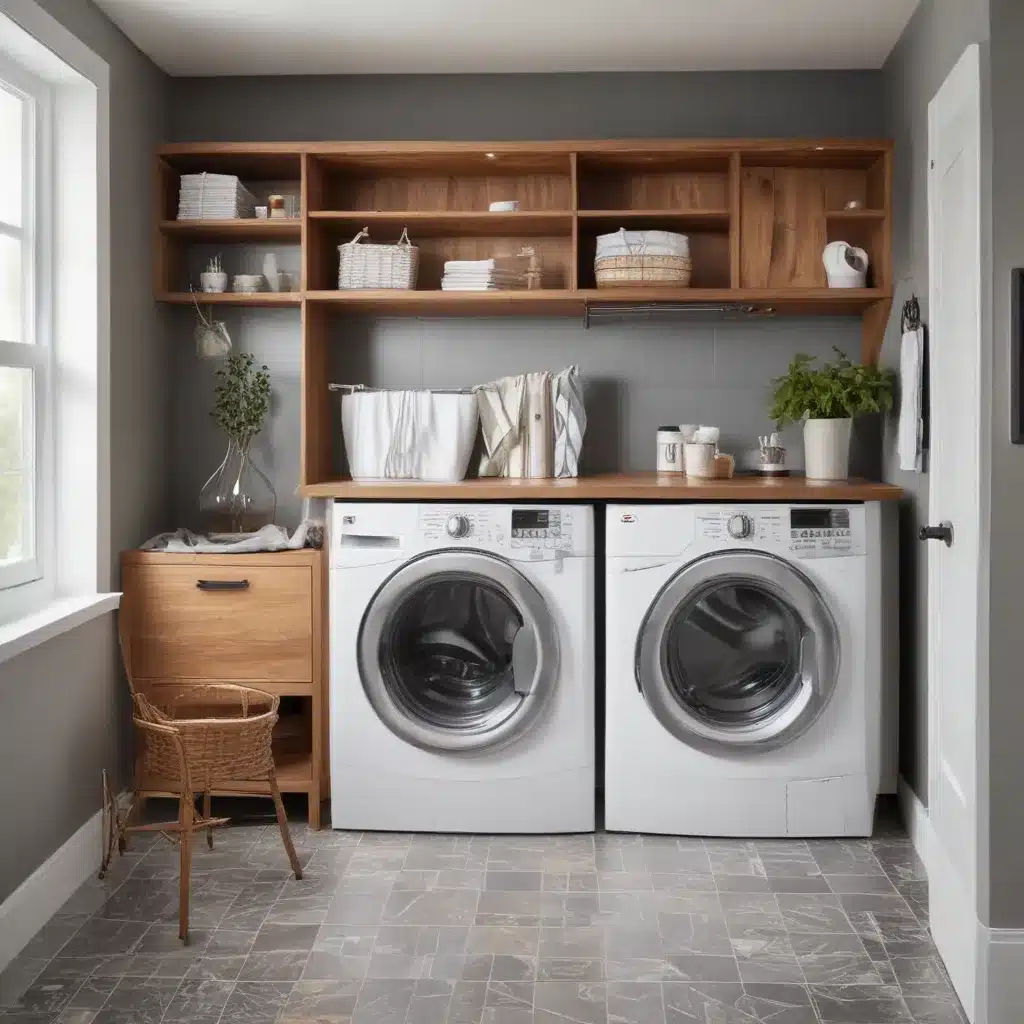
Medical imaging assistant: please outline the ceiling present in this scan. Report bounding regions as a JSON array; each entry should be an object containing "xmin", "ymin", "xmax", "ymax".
[{"xmin": 93, "ymin": 0, "xmax": 921, "ymax": 77}]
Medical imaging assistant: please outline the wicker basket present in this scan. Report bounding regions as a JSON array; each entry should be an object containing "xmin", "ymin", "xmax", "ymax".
[
  {"xmin": 594, "ymin": 227, "xmax": 692, "ymax": 288},
  {"xmin": 595, "ymin": 254, "xmax": 693, "ymax": 288},
  {"xmin": 338, "ymin": 226, "xmax": 419, "ymax": 290}
]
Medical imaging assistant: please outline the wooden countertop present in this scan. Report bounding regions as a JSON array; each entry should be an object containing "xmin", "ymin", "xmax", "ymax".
[{"xmin": 300, "ymin": 473, "xmax": 904, "ymax": 502}]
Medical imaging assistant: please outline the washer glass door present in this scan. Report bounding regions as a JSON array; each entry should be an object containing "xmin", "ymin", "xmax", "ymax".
[
  {"xmin": 359, "ymin": 550, "xmax": 559, "ymax": 752},
  {"xmin": 636, "ymin": 551, "xmax": 839, "ymax": 752}
]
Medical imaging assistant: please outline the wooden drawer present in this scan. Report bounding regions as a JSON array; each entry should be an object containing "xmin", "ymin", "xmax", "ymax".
[{"xmin": 124, "ymin": 564, "xmax": 313, "ymax": 682}]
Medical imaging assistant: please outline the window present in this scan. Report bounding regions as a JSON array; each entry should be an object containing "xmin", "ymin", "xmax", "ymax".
[{"xmin": 0, "ymin": 56, "xmax": 50, "ymax": 597}]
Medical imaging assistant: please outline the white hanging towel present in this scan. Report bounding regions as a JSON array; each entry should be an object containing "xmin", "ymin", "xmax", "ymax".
[
  {"xmin": 552, "ymin": 365, "xmax": 586, "ymax": 478},
  {"xmin": 898, "ymin": 325, "xmax": 925, "ymax": 472}
]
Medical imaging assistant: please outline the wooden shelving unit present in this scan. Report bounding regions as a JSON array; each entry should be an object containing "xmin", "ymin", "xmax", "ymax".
[{"xmin": 154, "ymin": 138, "xmax": 894, "ymax": 494}]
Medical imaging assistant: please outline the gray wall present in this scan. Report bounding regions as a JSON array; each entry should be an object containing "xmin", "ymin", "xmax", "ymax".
[
  {"xmin": 0, "ymin": 618, "xmax": 121, "ymax": 903},
  {"xmin": 168, "ymin": 307, "xmax": 861, "ymax": 529},
  {"xmin": 880, "ymin": 0, "xmax": 991, "ymax": 806},
  {"xmin": 986, "ymin": 0, "xmax": 1024, "ymax": 931},
  {"xmin": 168, "ymin": 71, "xmax": 885, "ymax": 529},
  {"xmin": 0, "ymin": 0, "xmax": 168, "ymax": 901},
  {"xmin": 170, "ymin": 71, "xmax": 884, "ymax": 144}
]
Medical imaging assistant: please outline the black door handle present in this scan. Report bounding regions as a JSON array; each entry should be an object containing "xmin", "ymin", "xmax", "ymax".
[
  {"xmin": 196, "ymin": 579, "xmax": 250, "ymax": 591},
  {"xmin": 919, "ymin": 522, "xmax": 954, "ymax": 547}
]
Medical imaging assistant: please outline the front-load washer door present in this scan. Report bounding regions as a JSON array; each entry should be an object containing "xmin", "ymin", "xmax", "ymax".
[
  {"xmin": 636, "ymin": 551, "xmax": 839, "ymax": 753},
  {"xmin": 358, "ymin": 550, "xmax": 559, "ymax": 753}
]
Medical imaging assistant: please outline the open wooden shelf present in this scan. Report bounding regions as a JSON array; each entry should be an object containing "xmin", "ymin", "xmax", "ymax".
[
  {"xmin": 158, "ymin": 291, "xmax": 301, "ymax": 306},
  {"xmin": 156, "ymin": 139, "xmax": 894, "ymax": 494},
  {"xmin": 304, "ymin": 286, "xmax": 887, "ymax": 317},
  {"xmin": 578, "ymin": 209, "xmax": 731, "ymax": 230},
  {"xmin": 159, "ymin": 219, "xmax": 302, "ymax": 242},
  {"xmin": 306, "ymin": 288, "xmax": 581, "ymax": 314},
  {"xmin": 825, "ymin": 208, "xmax": 887, "ymax": 221},
  {"xmin": 309, "ymin": 210, "xmax": 572, "ymax": 237}
]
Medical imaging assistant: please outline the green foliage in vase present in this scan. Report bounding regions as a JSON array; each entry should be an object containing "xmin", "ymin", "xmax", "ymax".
[
  {"xmin": 770, "ymin": 348, "xmax": 895, "ymax": 427},
  {"xmin": 211, "ymin": 352, "xmax": 271, "ymax": 447}
]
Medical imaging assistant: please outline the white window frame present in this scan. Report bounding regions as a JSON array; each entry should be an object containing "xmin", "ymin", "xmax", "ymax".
[{"xmin": 0, "ymin": 50, "xmax": 52, "ymax": 604}]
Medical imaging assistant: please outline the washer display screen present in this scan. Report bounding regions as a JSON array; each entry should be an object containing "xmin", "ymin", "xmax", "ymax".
[{"xmin": 512, "ymin": 510, "xmax": 550, "ymax": 530}]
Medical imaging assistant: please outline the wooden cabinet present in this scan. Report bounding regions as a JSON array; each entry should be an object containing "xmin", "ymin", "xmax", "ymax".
[{"xmin": 121, "ymin": 549, "xmax": 327, "ymax": 828}]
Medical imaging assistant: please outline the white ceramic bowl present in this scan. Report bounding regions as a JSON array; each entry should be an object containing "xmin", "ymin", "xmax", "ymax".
[
  {"xmin": 200, "ymin": 271, "xmax": 227, "ymax": 293},
  {"xmin": 232, "ymin": 274, "xmax": 264, "ymax": 293}
]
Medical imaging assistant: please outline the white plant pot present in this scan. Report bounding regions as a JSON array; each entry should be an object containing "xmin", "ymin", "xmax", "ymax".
[
  {"xmin": 200, "ymin": 271, "xmax": 227, "ymax": 293},
  {"xmin": 803, "ymin": 417, "xmax": 852, "ymax": 480}
]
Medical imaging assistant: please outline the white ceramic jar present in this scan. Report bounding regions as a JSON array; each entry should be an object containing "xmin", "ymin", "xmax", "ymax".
[{"xmin": 656, "ymin": 427, "xmax": 685, "ymax": 472}]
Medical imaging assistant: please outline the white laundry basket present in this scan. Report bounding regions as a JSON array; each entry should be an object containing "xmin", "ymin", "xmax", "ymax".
[{"xmin": 341, "ymin": 389, "xmax": 479, "ymax": 482}]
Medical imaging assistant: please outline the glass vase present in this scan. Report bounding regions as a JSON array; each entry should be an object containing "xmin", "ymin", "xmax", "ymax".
[{"xmin": 199, "ymin": 438, "xmax": 276, "ymax": 533}]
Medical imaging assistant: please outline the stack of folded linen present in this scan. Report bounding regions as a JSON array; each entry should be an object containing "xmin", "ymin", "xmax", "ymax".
[
  {"xmin": 440, "ymin": 256, "xmax": 529, "ymax": 291},
  {"xmin": 177, "ymin": 173, "xmax": 257, "ymax": 220}
]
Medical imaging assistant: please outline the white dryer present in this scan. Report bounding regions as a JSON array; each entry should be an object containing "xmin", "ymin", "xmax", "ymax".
[
  {"xmin": 330, "ymin": 502, "xmax": 595, "ymax": 834},
  {"xmin": 605, "ymin": 503, "xmax": 882, "ymax": 838}
]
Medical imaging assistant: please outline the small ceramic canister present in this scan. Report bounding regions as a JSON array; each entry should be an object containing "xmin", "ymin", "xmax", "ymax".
[
  {"xmin": 684, "ymin": 441, "xmax": 717, "ymax": 478},
  {"xmin": 656, "ymin": 426, "xmax": 686, "ymax": 472}
]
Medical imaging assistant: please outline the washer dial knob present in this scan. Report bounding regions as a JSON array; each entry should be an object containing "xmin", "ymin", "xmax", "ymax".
[
  {"xmin": 727, "ymin": 513, "xmax": 754, "ymax": 539},
  {"xmin": 446, "ymin": 514, "xmax": 471, "ymax": 539}
]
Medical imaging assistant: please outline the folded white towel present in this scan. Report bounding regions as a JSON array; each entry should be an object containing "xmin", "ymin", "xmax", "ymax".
[
  {"xmin": 898, "ymin": 326, "xmax": 924, "ymax": 472},
  {"xmin": 443, "ymin": 257, "xmax": 529, "ymax": 272}
]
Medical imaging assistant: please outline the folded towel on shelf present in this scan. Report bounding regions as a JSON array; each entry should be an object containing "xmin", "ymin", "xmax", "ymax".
[
  {"xmin": 177, "ymin": 172, "xmax": 257, "ymax": 220},
  {"xmin": 441, "ymin": 255, "xmax": 532, "ymax": 291},
  {"xmin": 443, "ymin": 257, "xmax": 530, "ymax": 272}
]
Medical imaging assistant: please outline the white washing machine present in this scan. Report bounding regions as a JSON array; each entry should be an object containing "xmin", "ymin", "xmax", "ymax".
[
  {"xmin": 330, "ymin": 502, "xmax": 595, "ymax": 834},
  {"xmin": 605, "ymin": 503, "xmax": 883, "ymax": 838}
]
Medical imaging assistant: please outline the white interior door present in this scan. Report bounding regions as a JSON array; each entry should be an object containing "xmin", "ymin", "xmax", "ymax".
[{"xmin": 926, "ymin": 43, "xmax": 984, "ymax": 1020}]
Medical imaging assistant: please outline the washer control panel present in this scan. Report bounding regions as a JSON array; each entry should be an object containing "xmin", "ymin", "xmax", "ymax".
[
  {"xmin": 696, "ymin": 506, "xmax": 865, "ymax": 557},
  {"xmin": 419, "ymin": 506, "xmax": 575, "ymax": 556},
  {"xmin": 510, "ymin": 508, "xmax": 570, "ymax": 550}
]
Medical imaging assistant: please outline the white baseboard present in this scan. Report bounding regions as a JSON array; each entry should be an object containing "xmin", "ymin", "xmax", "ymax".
[
  {"xmin": 897, "ymin": 774, "xmax": 933, "ymax": 873},
  {"xmin": 977, "ymin": 924, "xmax": 1024, "ymax": 1024},
  {"xmin": 0, "ymin": 802, "xmax": 108, "ymax": 971}
]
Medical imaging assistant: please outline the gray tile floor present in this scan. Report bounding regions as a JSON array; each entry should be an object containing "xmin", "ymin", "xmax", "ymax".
[{"xmin": 0, "ymin": 800, "xmax": 965, "ymax": 1024}]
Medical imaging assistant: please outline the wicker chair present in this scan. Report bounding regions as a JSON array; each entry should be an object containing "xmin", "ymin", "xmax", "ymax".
[{"xmin": 103, "ymin": 627, "xmax": 302, "ymax": 941}]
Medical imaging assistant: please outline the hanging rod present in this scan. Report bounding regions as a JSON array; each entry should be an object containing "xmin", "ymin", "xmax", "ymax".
[
  {"xmin": 328, "ymin": 383, "xmax": 480, "ymax": 394},
  {"xmin": 583, "ymin": 302, "xmax": 775, "ymax": 328}
]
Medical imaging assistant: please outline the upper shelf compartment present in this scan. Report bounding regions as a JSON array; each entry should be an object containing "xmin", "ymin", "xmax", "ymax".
[
  {"xmin": 577, "ymin": 151, "xmax": 730, "ymax": 213},
  {"xmin": 305, "ymin": 149, "xmax": 573, "ymax": 214},
  {"xmin": 155, "ymin": 146, "xmax": 303, "ymax": 303}
]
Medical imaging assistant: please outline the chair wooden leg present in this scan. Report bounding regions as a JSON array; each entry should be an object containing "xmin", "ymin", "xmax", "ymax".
[
  {"xmin": 178, "ymin": 790, "xmax": 194, "ymax": 941},
  {"xmin": 269, "ymin": 769, "xmax": 302, "ymax": 880},
  {"xmin": 203, "ymin": 790, "xmax": 214, "ymax": 849}
]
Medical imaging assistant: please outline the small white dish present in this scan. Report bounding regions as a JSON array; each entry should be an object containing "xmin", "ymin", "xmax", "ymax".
[
  {"xmin": 232, "ymin": 274, "xmax": 264, "ymax": 293},
  {"xmin": 489, "ymin": 200, "xmax": 521, "ymax": 212}
]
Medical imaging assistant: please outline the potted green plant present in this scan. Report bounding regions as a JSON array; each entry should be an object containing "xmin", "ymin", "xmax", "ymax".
[
  {"xmin": 199, "ymin": 352, "xmax": 275, "ymax": 532},
  {"xmin": 770, "ymin": 348, "xmax": 894, "ymax": 480}
]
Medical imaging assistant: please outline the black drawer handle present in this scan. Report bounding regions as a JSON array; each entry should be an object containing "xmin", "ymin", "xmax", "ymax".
[{"xmin": 196, "ymin": 579, "xmax": 250, "ymax": 591}]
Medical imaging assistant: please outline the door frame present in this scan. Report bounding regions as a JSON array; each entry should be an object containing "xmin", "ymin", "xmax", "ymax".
[
  {"xmin": 925, "ymin": 41, "xmax": 990, "ymax": 1021},
  {"xmin": 358, "ymin": 548, "xmax": 560, "ymax": 753},
  {"xmin": 634, "ymin": 550, "xmax": 840, "ymax": 754}
]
